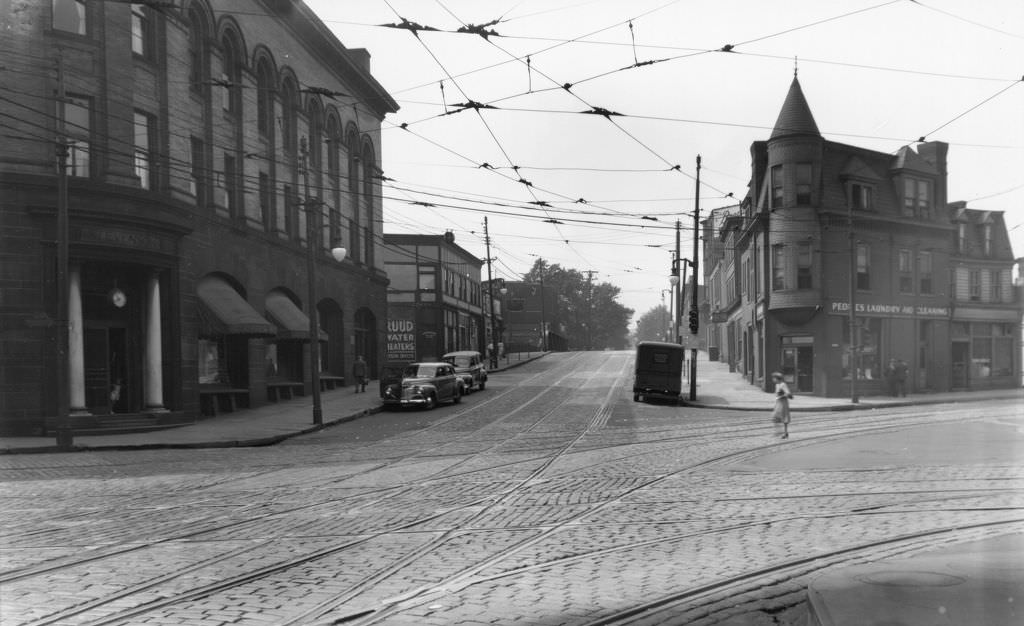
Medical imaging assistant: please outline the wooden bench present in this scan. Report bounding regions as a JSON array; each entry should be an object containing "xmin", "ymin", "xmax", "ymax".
[
  {"xmin": 320, "ymin": 375, "xmax": 345, "ymax": 391},
  {"xmin": 199, "ymin": 387, "xmax": 249, "ymax": 416},
  {"xmin": 266, "ymin": 381, "xmax": 304, "ymax": 402}
]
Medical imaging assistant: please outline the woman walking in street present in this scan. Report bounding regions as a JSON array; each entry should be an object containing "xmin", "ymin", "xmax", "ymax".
[{"xmin": 771, "ymin": 372, "xmax": 792, "ymax": 439}]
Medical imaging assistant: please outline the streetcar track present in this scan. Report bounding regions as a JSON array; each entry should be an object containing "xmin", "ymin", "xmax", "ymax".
[
  {"xmin": 3, "ymin": 352, "xmax": 1019, "ymax": 626},
  {"xmin": 6, "ymin": 354, "xmax": 632, "ymax": 626},
  {"xmin": 0, "ymin": 356, "xmax": 590, "ymax": 583},
  {"xmin": 3, "ymin": 403, "xmax": 1012, "ymax": 589},
  {"xmin": 577, "ymin": 518, "xmax": 1024, "ymax": 626}
]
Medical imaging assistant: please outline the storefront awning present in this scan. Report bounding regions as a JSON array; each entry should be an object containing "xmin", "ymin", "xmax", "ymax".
[
  {"xmin": 265, "ymin": 291, "xmax": 328, "ymax": 341},
  {"xmin": 197, "ymin": 276, "xmax": 276, "ymax": 338}
]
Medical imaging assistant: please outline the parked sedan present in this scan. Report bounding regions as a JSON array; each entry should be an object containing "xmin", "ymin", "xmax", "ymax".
[
  {"xmin": 380, "ymin": 362, "xmax": 464, "ymax": 409},
  {"xmin": 442, "ymin": 350, "xmax": 488, "ymax": 393}
]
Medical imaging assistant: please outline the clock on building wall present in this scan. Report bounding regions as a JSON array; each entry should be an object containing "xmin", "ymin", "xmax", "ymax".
[{"xmin": 109, "ymin": 288, "xmax": 127, "ymax": 308}]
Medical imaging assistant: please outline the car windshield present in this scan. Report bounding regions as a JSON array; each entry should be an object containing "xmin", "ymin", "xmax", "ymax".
[
  {"xmin": 403, "ymin": 365, "xmax": 437, "ymax": 378},
  {"xmin": 447, "ymin": 356, "xmax": 472, "ymax": 367}
]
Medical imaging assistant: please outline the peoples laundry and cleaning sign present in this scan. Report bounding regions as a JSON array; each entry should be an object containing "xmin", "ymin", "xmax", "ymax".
[{"xmin": 829, "ymin": 301, "xmax": 949, "ymax": 317}]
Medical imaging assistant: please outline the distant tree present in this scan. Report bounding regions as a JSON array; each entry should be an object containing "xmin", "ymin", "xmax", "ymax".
[
  {"xmin": 523, "ymin": 259, "xmax": 633, "ymax": 350},
  {"xmin": 635, "ymin": 305, "xmax": 670, "ymax": 343}
]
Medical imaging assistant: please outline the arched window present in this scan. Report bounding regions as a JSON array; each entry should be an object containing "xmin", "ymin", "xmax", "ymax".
[
  {"xmin": 361, "ymin": 141, "xmax": 376, "ymax": 265},
  {"xmin": 280, "ymin": 77, "xmax": 298, "ymax": 157},
  {"xmin": 53, "ymin": 0, "xmax": 87, "ymax": 35},
  {"xmin": 346, "ymin": 126, "xmax": 361, "ymax": 261},
  {"xmin": 325, "ymin": 115, "xmax": 340, "ymax": 188},
  {"xmin": 325, "ymin": 114, "xmax": 342, "ymax": 249},
  {"xmin": 131, "ymin": 3, "xmax": 154, "ymax": 58},
  {"xmin": 306, "ymin": 99, "xmax": 323, "ymax": 171},
  {"xmin": 255, "ymin": 58, "xmax": 274, "ymax": 137},
  {"xmin": 306, "ymin": 98, "xmax": 324, "ymax": 249},
  {"xmin": 187, "ymin": 8, "xmax": 208, "ymax": 92},
  {"xmin": 220, "ymin": 33, "xmax": 242, "ymax": 115}
]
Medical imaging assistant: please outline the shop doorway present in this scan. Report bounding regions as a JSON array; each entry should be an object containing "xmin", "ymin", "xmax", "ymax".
[
  {"xmin": 781, "ymin": 336, "xmax": 814, "ymax": 393},
  {"xmin": 951, "ymin": 341, "xmax": 969, "ymax": 389},
  {"xmin": 84, "ymin": 326, "xmax": 135, "ymax": 414}
]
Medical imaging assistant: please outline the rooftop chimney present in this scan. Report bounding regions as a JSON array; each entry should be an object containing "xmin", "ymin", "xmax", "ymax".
[
  {"xmin": 347, "ymin": 48, "xmax": 371, "ymax": 73},
  {"xmin": 917, "ymin": 141, "xmax": 948, "ymax": 176}
]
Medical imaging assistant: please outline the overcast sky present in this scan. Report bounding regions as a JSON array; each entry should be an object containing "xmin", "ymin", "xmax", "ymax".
[{"xmin": 306, "ymin": 0, "xmax": 1024, "ymax": 326}]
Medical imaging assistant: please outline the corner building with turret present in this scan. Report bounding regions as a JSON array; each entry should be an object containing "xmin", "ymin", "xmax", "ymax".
[{"xmin": 703, "ymin": 76, "xmax": 1021, "ymax": 397}]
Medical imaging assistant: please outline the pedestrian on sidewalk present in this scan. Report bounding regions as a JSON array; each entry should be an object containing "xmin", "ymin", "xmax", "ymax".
[
  {"xmin": 771, "ymin": 372, "xmax": 792, "ymax": 439},
  {"xmin": 352, "ymin": 355, "xmax": 367, "ymax": 393},
  {"xmin": 895, "ymin": 358, "xmax": 909, "ymax": 397},
  {"xmin": 884, "ymin": 358, "xmax": 898, "ymax": 397}
]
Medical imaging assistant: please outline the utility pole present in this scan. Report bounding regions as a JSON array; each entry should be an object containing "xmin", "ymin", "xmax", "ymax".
[
  {"xmin": 674, "ymin": 221, "xmax": 681, "ymax": 344},
  {"xmin": 539, "ymin": 269, "xmax": 547, "ymax": 351},
  {"xmin": 485, "ymin": 217, "xmax": 498, "ymax": 369},
  {"xmin": 300, "ymin": 137, "xmax": 323, "ymax": 425},
  {"xmin": 585, "ymin": 270, "xmax": 594, "ymax": 350},
  {"xmin": 55, "ymin": 54, "xmax": 73, "ymax": 449},
  {"xmin": 848, "ymin": 197, "xmax": 859, "ymax": 403},
  {"xmin": 689, "ymin": 155, "xmax": 701, "ymax": 402}
]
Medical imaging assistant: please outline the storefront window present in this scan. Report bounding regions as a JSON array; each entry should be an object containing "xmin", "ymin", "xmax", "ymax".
[
  {"xmin": 993, "ymin": 334, "xmax": 1013, "ymax": 377},
  {"xmin": 198, "ymin": 338, "xmax": 224, "ymax": 384},
  {"xmin": 842, "ymin": 318, "xmax": 881, "ymax": 380},
  {"xmin": 971, "ymin": 340, "xmax": 992, "ymax": 378},
  {"xmin": 265, "ymin": 343, "xmax": 278, "ymax": 377},
  {"xmin": 969, "ymin": 323, "xmax": 1015, "ymax": 378}
]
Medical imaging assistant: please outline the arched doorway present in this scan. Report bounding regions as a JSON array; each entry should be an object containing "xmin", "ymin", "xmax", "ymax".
[
  {"xmin": 318, "ymin": 299, "xmax": 344, "ymax": 379},
  {"xmin": 354, "ymin": 307, "xmax": 377, "ymax": 376}
]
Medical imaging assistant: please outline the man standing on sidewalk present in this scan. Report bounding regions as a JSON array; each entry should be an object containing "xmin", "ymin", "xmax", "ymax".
[
  {"xmin": 352, "ymin": 355, "xmax": 367, "ymax": 393},
  {"xmin": 895, "ymin": 359, "xmax": 909, "ymax": 397}
]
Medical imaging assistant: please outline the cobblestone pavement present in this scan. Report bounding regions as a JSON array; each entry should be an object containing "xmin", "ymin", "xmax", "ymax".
[{"xmin": 1, "ymin": 351, "xmax": 1022, "ymax": 626}]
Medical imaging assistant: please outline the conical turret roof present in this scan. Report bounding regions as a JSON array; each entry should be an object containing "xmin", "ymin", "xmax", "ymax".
[{"xmin": 770, "ymin": 76, "xmax": 820, "ymax": 140}]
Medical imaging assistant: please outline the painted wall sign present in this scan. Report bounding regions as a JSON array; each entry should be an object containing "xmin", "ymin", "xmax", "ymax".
[
  {"xmin": 386, "ymin": 318, "xmax": 416, "ymax": 362},
  {"xmin": 829, "ymin": 302, "xmax": 949, "ymax": 317}
]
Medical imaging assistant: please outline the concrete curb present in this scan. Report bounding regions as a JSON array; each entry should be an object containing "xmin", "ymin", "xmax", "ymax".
[
  {"xmin": 683, "ymin": 394, "xmax": 1018, "ymax": 412},
  {"xmin": 0, "ymin": 406, "xmax": 383, "ymax": 455}
]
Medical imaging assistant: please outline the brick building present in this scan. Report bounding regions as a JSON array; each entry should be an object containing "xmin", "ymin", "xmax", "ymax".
[
  {"xmin": 500, "ymin": 280, "xmax": 567, "ymax": 353},
  {"xmin": 0, "ymin": 0, "xmax": 397, "ymax": 435},
  {"xmin": 381, "ymin": 232, "xmax": 486, "ymax": 363},
  {"xmin": 703, "ymin": 76, "xmax": 1021, "ymax": 397}
]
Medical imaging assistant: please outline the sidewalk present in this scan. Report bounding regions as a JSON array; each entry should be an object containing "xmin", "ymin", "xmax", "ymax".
[
  {"xmin": 680, "ymin": 350, "xmax": 1024, "ymax": 412},
  {"xmin": 0, "ymin": 352, "xmax": 546, "ymax": 454},
  {"xmin": 2, "ymin": 350, "xmax": 1020, "ymax": 454}
]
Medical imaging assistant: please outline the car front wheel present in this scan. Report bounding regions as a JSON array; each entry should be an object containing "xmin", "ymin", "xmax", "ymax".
[
  {"xmin": 424, "ymin": 393, "xmax": 436, "ymax": 410},
  {"xmin": 453, "ymin": 386, "xmax": 462, "ymax": 403}
]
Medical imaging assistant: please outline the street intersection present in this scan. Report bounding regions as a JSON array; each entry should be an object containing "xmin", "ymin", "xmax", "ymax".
[{"xmin": 1, "ymin": 351, "xmax": 1022, "ymax": 625}]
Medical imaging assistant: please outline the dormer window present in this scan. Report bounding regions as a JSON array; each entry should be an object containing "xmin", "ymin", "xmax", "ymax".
[
  {"xmin": 851, "ymin": 183, "xmax": 873, "ymax": 211},
  {"xmin": 983, "ymin": 223, "xmax": 992, "ymax": 256},
  {"xmin": 957, "ymin": 223, "xmax": 966, "ymax": 253},
  {"xmin": 903, "ymin": 177, "xmax": 931, "ymax": 218}
]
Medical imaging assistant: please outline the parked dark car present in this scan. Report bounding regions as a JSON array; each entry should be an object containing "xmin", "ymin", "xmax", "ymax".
[
  {"xmin": 381, "ymin": 362, "xmax": 464, "ymax": 409},
  {"xmin": 442, "ymin": 350, "xmax": 488, "ymax": 392}
]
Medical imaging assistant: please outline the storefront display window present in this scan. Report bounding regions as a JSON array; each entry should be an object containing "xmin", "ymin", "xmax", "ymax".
[
  {"xmin": 971, "ymin": 337, "xmax": 991, "ymax": 378},
  {"xmin": 842, "ymin": 318, "xmax": 881, "ymax": 380},
  {"xmin": 198, "ymin": 338, "xmax": 224, "ymax": 384},
  {"xmin": 970, "ymin": 323, "xmax": 1014, "ymax": 378}
]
